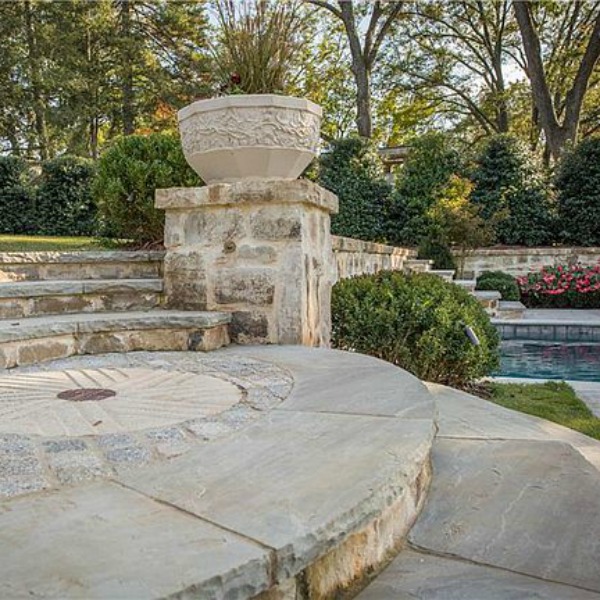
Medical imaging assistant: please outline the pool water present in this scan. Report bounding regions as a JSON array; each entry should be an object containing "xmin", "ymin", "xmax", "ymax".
[{"xmin": 499, "ymin": 341, "xmax": 600, "ymax": 382}]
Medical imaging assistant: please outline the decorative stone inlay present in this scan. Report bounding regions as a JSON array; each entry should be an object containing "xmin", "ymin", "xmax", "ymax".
[
  {"xmin": 0, "ymin": 352, "xmax": 293, "ymax": 499},
  {"xmin": 0, "ymin": 368, "xmax": 241, "ymax": 437}
]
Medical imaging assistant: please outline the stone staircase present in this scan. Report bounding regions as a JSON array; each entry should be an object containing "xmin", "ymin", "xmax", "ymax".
[{"xmin": 0, "ymin": 251, "xmax": 231, "ymax": 369}]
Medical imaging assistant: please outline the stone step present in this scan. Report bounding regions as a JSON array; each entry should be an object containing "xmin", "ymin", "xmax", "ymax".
[
  {"xmin": 0, "ymin": 310, "xmax": 231, "ymax": 368},
  {"xmin": 497, "ymin": 300, "xmax": 527, "ymax": 320},
  {"xmin": 455, "ymin": 278, "xmax": 477, "ymax": 292},
  {"xmin": 0, "ymin": 346, "xmax": 436, "ymax": 599},
  {"xmin": 429, "ymin": 269, "xmax": 455, "ymax": 282},
  {"xmin": 472, "ymin": 289, "xmax": 500, "ymax": 316},
  {"xmin": 404, "ymin": 259, "xmax": 433, "ymax": 273},
  {"xmin": 358, "ymin": 383, "xmax": 600, "ymax": 599},
  {"xmin": 0, "ymin": 251, "xmax": 164, "ymax": 282},
  {"xmin": 0, "ymin": 279, "xmax": 163, "ymax": 319}
]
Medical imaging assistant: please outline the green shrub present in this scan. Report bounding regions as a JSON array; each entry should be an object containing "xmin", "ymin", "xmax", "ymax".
[
  {"xmin": 476, "ymin": 270, "xmax": 520, "ymax": 301},
  {"xmin": 95, "ymin": 134, "xmax": 200, "ymax": 245},
  {"xmin": 35, "ymin": 156, "xmax": 96, "ymax": 236},
  {"xmin": 417, "ymin": 238, "xmax": 456, "ymax": 270},
  {"xmin": 470, "ymin": 135, "xmax": 554, "ymax": 246},
  {"xmin": 556, "ymin": 137, "xmax": 600, "ymax": 246},
  {"xmin": 0, "ymin": 156, "xmax": 36, "ymax": 235},
  {"xmin": 332, "ymin": 271, "xmax": 500, "ymax": 387},
  {"xmin": 389, "ymin": 133, "xmax": 462, "ymax": 245},
  {"xmin": 318, "ymin": 136, "xmax": 390, "ymax": 242}
]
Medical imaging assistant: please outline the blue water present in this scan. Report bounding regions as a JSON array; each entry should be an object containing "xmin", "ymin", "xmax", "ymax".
[{"xmin": 499, "ymin": 341, "xmax": 600, "ymax": 382}]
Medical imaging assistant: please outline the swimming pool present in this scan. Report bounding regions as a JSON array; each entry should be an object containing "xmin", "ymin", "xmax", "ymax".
[{"xmin": 499, "ymin": 341, "xmax": 600, "ymax": 382}]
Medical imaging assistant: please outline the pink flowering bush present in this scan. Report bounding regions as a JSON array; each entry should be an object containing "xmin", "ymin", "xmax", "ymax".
[{"xmin": 518, "ymin": 263, "xmax": 600, "ymax": 308}]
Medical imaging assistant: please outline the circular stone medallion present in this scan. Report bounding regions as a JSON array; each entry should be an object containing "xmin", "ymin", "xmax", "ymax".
[{"xmin": 0, "ymin": 368, "xmax": 242, "ymax": 437}]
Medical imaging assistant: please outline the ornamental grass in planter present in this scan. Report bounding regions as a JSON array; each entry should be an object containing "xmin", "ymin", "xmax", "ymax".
[
  {"xmin": 518, "ymin": 263, "xmax": 600, "ymax": 308},
  {"xmin": 178, "ymin": 0, "xmax": 320, "ymax": 184}
]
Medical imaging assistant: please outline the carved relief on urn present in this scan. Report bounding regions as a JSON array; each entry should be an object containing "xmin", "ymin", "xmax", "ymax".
[{"xmin": 178, "ymin": 94, "xmax": 322, "ymax": 184}]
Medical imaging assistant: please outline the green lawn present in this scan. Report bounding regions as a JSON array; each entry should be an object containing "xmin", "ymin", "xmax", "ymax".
[
  {"xmin": 488, "ymin": 381, "xmax": 600, "ymax": 441},
  {"xmin": 0, "ymin": 235, "xmax": 113, "ymax": 252}
]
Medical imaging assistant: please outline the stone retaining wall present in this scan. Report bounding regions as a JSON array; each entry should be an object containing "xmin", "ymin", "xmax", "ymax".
[
  {"xmin": 460, "ymin": 247, "xmax": 600, "ymax": 277},
  {"xmin": 332, "ymin": 236, "xmax": 416, "ymax": 280}
]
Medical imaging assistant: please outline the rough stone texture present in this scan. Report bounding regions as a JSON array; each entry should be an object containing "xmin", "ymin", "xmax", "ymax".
[
  {"xmin": 0, "ymin": 311, "xmax": 231, "ymax": 368},
  {"xmin": 357, "ymin": 550, "xmax": 600, "ymax": 600},
  {"xmin": 119, "ymin": 411, "xmax": 435, "ymax": 582},
  {"xmin": 0, "ymin": 278, "xmax": 163, "ymax": 318},
  {"xmin": 332, "ymin": 236, "xmax": 416, "ymax": 281},
  {"xmin": 0, "ymin": 251, "xmax": 164, "ymax": 282},
  {"xmin": 0, "ymin": 482, "xmax": 272, "ymax": 599},
  {"xmin": 459, "ymin": 246, "xmax": 600, "ymax": 278},
  {"xmin": 159, "ymin": 180, "xmax": 338, "ymax": 346}
]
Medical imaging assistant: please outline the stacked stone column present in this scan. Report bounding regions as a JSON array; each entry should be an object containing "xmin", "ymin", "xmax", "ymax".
[{"xmin": 156, "ymin": 179, "xmax": 338, "ymax": 346}]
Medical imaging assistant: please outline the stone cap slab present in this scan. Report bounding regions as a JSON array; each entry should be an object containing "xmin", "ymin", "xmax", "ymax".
[
  {"xmin": 156, "ymin": 179, "xmax": 339, "ymax": 214},
  {"xmin": 0, "ymin": 310, "xmax": 230, "ymax": 343},
  {"xmin": 0, "ymin": 251, "xmax": 165, "ymax": 264},
  {"xmin": 332, "ymin": 235, "xmax": 416, "ymax": 257},
  {"xmin": 0, "ymin": 278, "xmax": 163, "ymax": 298}
]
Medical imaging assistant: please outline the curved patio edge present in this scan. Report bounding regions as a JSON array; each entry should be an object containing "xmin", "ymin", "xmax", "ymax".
[{"xmin": 0, "ymin": 346, "xmax": 436, "ymax": 600}]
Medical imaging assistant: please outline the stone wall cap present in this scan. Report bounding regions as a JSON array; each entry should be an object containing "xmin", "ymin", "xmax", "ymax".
[
  {"xmin": 0, "ymin": 250, "xmax": 165, "ymax": 265},
  {"xmin": 178, "ymin": 94, "xmax": 322, "ymax": 122},
  {"xmin": 332, "ymin": 236, "xmax": 416, "ymax": 256},
  {"xmin": 156, "ymin": 179, "xmax": 339, "ymax": 214}
]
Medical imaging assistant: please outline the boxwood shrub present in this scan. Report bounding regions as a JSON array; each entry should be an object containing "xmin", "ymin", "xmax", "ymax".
[
  {"xmin": 332, "ymin": 271, "xmax": 500, "ymax": 387},
  {"xmin": 35, "ymin": 156, "xmax": 97, "ymax": 236},
  {"xmin": 476, "ymin": 270, "xmax": 520, "ymax": 301},
  {"xmin": 95, "ymin": 133, "xmax": 200, "ymax": 245},
  {"xmin": 0, "ymin": 156, "xmax": 36, "ymax": 234}
]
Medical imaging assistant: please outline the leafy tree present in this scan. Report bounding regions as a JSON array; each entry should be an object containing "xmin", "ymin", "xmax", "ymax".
[
  {"xmin": 318, "ymin": 136, "xmax": 390, "ymax": 241},
  {"xmin": 514, "ymin": 1, "xmax": 600, "ymax": 160},
  {"xmin": 389, "ymin": 132, "xmax": 462, "ymax": 245},
  {"xmin": 556, "ymin": 137, "xmax": 600, "ymax": 246},
  {"xmin": 470, "ymin": 135, "xmax": 554, "ymax": 246},
  {"xmin": 427, "ymin": 175, "xmax": 494, "ymax": 276},
  {"xmin": 305, "ymin": 0, "xmax": 405, "ymax": 138}
]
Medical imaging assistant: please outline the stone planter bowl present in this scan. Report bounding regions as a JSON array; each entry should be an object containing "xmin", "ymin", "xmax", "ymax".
[{"xmin": 178, "ymin": 94, "xmax": 322, "ymax": 184}]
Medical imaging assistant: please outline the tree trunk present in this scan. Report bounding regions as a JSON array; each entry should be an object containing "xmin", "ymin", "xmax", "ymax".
[
  {"xmin": 353, "ymin": 59, "xmax": 372, "ymax": 138},
  {"xmin": 119, "ymin": 0, "xmax": 135, "ymax": 135},
  {"xmin": 23, "ymin": 0, "xmax": 50, "ymax": 161},
  {"xmin": 514, "ymin": 1, "xmax": 600, "ymax": 160}
]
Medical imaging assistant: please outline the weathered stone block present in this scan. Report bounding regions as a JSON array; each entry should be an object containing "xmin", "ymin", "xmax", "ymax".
[
  {"xmin": 238, "ymin": 244, "xmax": 277, "ymax": 264},
  {"xmin": 215, "ymin": 269, "xmax": 275, "ymax": 306},
  {"xmin": 251, "ymin": 208, "xmax": 302, "ymax": 241},
  {"xmin": 230, "ymin": 311, "xmax": 270, "ymax": 343},
  {"xmin": 17, "ymin": 336, "xmax": 76, "ymax": 366}
]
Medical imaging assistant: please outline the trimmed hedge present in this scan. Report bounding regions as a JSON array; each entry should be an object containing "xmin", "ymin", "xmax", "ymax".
[
  {"xmin": 319, "ymin": 136, "xmax": 390, "ymax": 242},
  {"xmin": 36, "ymin": 156, "xmax": 96, "ymax": 236},
  {"xmin": 0, "ymin": 156, "xmax": 36, "ymax": 235},
  {"xmin": 556, "ymin": 137, "xmax": 600, "ymax": 246},
  {"xmin": 332, "ymin": 271, "xmax": 499, "ymax": 387},
  {"xmin": 476, "ymin": 270, "xmax": 520, "ymax": 301},
  {"xmin": 95, "ymin": 134, "xmax": 200, "ymax": 245},
  {"xmin": 470, "ymin": 135, "xmax": 554, "ymax": 246}
]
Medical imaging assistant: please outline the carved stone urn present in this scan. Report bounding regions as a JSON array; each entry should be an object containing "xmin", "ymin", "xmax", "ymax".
[{"xmin": 178, "ymin": 94, "xmax": 322, "ymax": 184}]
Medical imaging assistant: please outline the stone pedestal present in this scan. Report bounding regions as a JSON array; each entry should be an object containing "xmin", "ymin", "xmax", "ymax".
[{"xmin": 156, "ymin": 179, "xmax": 339, "ymax": 346}]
